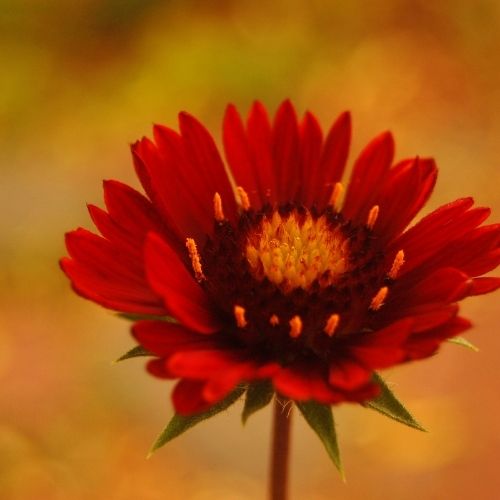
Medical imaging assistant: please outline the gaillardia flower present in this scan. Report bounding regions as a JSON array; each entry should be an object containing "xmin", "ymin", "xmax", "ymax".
[{"xmin": 61, "ymin": 101, "xmax": 499, "ymax": 443}]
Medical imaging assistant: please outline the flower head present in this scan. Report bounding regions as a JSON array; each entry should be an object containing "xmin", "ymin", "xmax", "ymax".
[{"xmin": 61, "ymin": 101, "xmax": 500, "ymax": 417}]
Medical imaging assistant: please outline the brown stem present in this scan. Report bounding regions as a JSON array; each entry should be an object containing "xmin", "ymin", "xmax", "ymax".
[{"xmin": 269, "ymin": 397, "xmax": 292, "ymax": 500}]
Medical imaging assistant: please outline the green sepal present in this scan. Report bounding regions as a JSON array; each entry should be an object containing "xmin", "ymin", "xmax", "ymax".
[
  {"xmin": 117, "ymin": 312, "xmax": 177, "ymax": 323},
  {"xmin": 148, "ymin": 385, "xmax": 246, "ymax": 457},
  {"xmin": 296, "ymin": 401, "xmax": 344, "ymax": 480},
  {"xmin": 114, "ymin": 345, "xmax": 153, "ymax": 363},
  {"xmin": 363, "ymin": 373, "xmax": 426, "ymax": 432},
  {"xmin": 241, "ymin": 381, "xmax": 274, "ymax": 425},
  {"xmin": 448, "ymin": 336, "xmax": 479, "ymax": 352}
]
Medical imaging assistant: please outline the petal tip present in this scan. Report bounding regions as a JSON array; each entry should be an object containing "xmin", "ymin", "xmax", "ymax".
[{"xmin": 338, "ymin": 110, "xmax": 352, "ymax": 124}]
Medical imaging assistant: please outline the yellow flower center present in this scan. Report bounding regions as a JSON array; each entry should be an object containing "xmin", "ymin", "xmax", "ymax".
[{"xmin": 245, "ymin": 210, "xmax": 349, "ymax": 293}]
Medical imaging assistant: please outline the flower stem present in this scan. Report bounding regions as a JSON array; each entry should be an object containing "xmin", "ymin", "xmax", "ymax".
[{"xmin": 269, "ymin": 397, "xmax": 292, "ymax": 500}]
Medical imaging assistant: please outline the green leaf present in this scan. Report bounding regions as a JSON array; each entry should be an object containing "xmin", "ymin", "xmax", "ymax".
[
  {"xmin": 117, "ymin": 312, "xmax": 177, "ymax": 323},
  {"xmin": 296, "ymin": 401, "xmax": 344, "ymax": 479},
  {"xmin": 114, "ymin": 345, "xmax": 153, "ymax": 363},
  {"xmin": 448, "ymin": 336, "xmax": 479, "ymax": 352},
  {"xmin": 363, "ymin": 373, "xmax": 426, "ymax": 431},
  {"xmin": 148, "ymin": 385, "xmax": 246, "ymax": 457},
  {"xmin": 242, "ymin": 381, "xmax": 274, "ymax": 424}
]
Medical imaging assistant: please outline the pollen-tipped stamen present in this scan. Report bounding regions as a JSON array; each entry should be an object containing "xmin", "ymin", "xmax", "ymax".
[
  {"xmin": 186, "ymin": 238, "xmax": 204, "ymax": 281},
  {"xmin": 270, "ymin": 314, "xmax": 280, "ymax": 326},
  {"xmin": 245, "ymin": 209, "xmax": 349, "ymax": 292},
  {"xmin": 289, "ymin": 315, "xmax": 303, "ymax": 338},
  {"xmin": 366, "ymin": 205, "xmax": 379, "ymax": 230},
  {"xmin": 388, "ymin": 250, "xmax": 405, "ymax": 279},
  {"xmin": 329, "ymin": 182, "xmax": 344, "ymax": 210},
  {"xmin": 236, "ymin": 186, "xmax": 251, "ymax": 211},
  {"xmin": 234, "ymin": 305, "xmax": 247, "ymax": 328},
  {"xmin": 370, "ymin": 286, "xmax": 388, "ymax": 311},
  {"xmin": 324, "ymin": 313, "xmax": 340, "ymax": 337},
  {"xmin": 213, "ymin": 192, "xmax": 225, "ymax": 221}
]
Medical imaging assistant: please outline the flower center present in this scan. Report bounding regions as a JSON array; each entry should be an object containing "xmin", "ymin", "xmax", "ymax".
[
  {"xmin": 245, "ymin": 210, "xmax": 349, "ymax": 293},
  {"xmin": 186, "ymin": 189, "xmax": 405, "ymax": 360}
]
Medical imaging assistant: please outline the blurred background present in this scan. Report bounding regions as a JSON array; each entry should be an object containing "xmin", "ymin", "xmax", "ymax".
[{"xmin": 1, "ymin": 0, "xmax": 499, "ymax": 498}]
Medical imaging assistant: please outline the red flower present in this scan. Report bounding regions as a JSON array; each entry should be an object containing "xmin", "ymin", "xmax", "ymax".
[{"xmin": 61, "ymin": 101, "xmax": 500, "ymax": 416}]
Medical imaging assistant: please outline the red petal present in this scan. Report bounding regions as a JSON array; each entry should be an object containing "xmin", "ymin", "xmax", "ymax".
[
  {"xmin": 152, "ymin": 124, "xmax": 214, "ymax": 216},
  {"xmin": 403, "ymin": 304, "xmax": 459, "ymax": 332},
  {"xmin": 375, "ymin": 157, "xmax": 437, "ymax": 242},
  {"xmin": 144, "ymin": 233, "xmax": 221, "ymax": 334},
  {"xmin": 88, "ymin": 179, "xmax": 171, "ymax": 259},
  {"xmin": 361, "ymin": 318, "xmax": 414, "ymax": 345},
  {"xmin": 223, "ymin": 104, "xmax": 263, "ymax": 206},
  {"xmin": 313, "ymin": 111, "xmax": 351, "ymax": 207},
  {"xmin": 342, "ymin": 383, "xmax": 381, "ymax": 402},
  {"xmin": 167, "ymin": 349, "xmax": 244, "ymax": 378},
  {"xmin": 103, "ymin": 180, "xmax": 165, "ymax": 238},
  {"xmin": 439, "ymin": 225, "xmax": 500, "ymax": 276},
  {"xmin": 390, "ymin": 197, "xmax": 473, "ymax": 254},
  {"xmin": 349, "ymin": 319, "xmax": 413, "ymax": 369},
  {"xmin": 62, "ymin": 228, "xmax": 165, "ymax": 314},
  {"xmin": 460, "ymin": 249, "xmax": 500, "ymax": 277},
  {"xmin": 328, "ymin": 359, "xmax": 372, "ymax": 390},
  {"xmin": 146, "ymin": 358, "xmax": 175, "ymax": 379},
  {"xmin": 203, "ymin": 362, "xmax": 279, "ymax": 403},
  {"xmin": 202, "ymin": 362, "xmax": 254, "ymax": 403},
  {"xmin": 246, "ymin": 101, "xmax": 276, "ymax": 204},
  {"xmin": 132, "ymin": 321, "xmax": 217, "ymax": 356},
  {"xmin": 349, "ymin": 345, "xmax": 407, "ymax": 369},
  {"xmin": 405, "ymin": 316, "xmax": 472, "ymax": 360},
  {"xmin": 272, "ymin": 100, "xmax": 301, "ymax": 202},
  {"xmin": 342, "ymin": 131, "xmax": 394, "ymax": 223},
  {"xmin": 469, "ymin": 277, "xmax": 500, "ymax": 295},
  {"xmin": 131, "ymin": 139, "xmax": 155, "ymax": 200},
  {"xmin": 65, "ymin": 228, "xmax": 143, "ymax": 278},
  {"xmin": 255, "ymin": 362, "xmax": 281, "ymax": 378},
  {"xmin": 178, "ymin": 112, "xmax": 237, "ymax": 221},
  {"xmin": 391, "ymin": 199, "xmax": 493, "ymax": 276},
  {"xmin": 61, "ymin": 257, "xmax": 159, "ymax": 303},
  {"xmin": 60, "ymin": 257, "xmax": 166, "ymax": 315},
  {"xmin": 133, "ymin": 136, "xmax": 212, "ymax": 243},
  {"xmin": 397, "ymin": 220, "xmax": 499, "ymax": 282},
  {"xmin": 394, "ymin": 267, "xmax": 470, "ymax": 306},
  {"xmin": 88, "ymin": 205, "xmax": 139, "ymax": 257},
  {"xmin": 299, "ymin": 111, "xmax": 323, "ymax": 204},
  {"xmin": 273, "ymin": 366, "xmax": 344, "ymax": 404},
  {"xmin": 172, "ymin": 379, "xmax": 212, "ymax": 415}
]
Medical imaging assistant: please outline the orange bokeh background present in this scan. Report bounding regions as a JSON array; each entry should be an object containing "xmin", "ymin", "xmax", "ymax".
[{"xmin": 1, "ymin": 1, "xmax": 499, "ymax": 499}]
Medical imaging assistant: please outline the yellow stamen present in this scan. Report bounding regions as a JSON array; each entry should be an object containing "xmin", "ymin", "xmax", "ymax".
[
  {"xmin": 245, "ymin": 210, "xmax": 348, "ymax": 293},
  {"xmin": 289, "ymin": 315, "xmax": 303, "ymax": 338},
  {"xmin": 388, "ymin": 250, "xmax": 405, "ymax": 279},
  {"xmin": 329, "ymin": 182, "xmax": 344, "ymax": 210},
  {"xmin": 370, "ymin": 286, "xmax": 388, "ymax": 311},
  {"xmin": 269, "ymin": 314, "xmax": 280, "ymax": 326},
  {"xmin": 213, "ymin": 192, "xmax": 225, "ymax": 221},
  {"xmin": 366, "ymin": 205, "xmax": 379, "ymax": 230},
  {"xmin": 236, "ymin": 186, "xmax": 251, "ymax": 210},
  {"xmin": 185, "ymin": 238, "xmax": 204, "ymax": 281},
  {"xmin": 234, "ymin": 305, "xmax": 247, "ymax": 328},
  {"xmin": 324, "ymin": 314, "xmax": 340, "ymax": 337}
]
